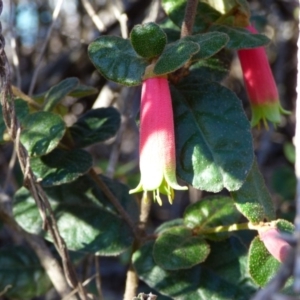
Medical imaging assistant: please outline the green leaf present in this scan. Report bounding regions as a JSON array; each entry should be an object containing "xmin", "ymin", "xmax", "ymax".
[
  {"xmin": 0, "ymin": 98, "xmax": 30, "ymax": 143},
  {"xmin": 248, "ymin": 220, "xmax": 293, "ymax": 287},
  {"xmin": 133, "ymin": 240, "xmax": 253, "ymax": 300},
  {"xmin": 162, "ymin": 0, "xmax": 221, "ymax": 33},
  {"xmin": 20, "ymin": 111, "xmax": 66, "ymax": 157},
  {"xmin": 88, "ymin": 36, "xmax": 148, "ymax": 86},
  {"xmin": 68, "ymin": 84, "xmax": 98, "ymax": 98},
  {"xmin": 13, "ymin": 175, "xmax": 139, "ymax": 255},
  {"xmin": 183, "ymin": 32, "xmax": 229, "ymax": 61},
  {"xmin": 184, "ymin": 196, "xmax": 241, "ymax": 240},
  {"xmin": 210, "ymin": 25, "xmax": 270, "ymax": 49},
  {"xmin": 276, "ymin": 219, "xmax": 294, "ymax": 234},
  {"xmin": 155, "ymin": 218, "xmax": 184, "ymax": 234},
  {"xmin": 203, "ymin": 233, "xmax": 257, "ymax": 294},
  {"xmin": 0, "ymin": 246, "xmax": 51, "ymax": 300},
  {"xmin": 231, "ymin": 160, "xmax": 276, "ymax": 223},
  {"xmin": 172, "ymin": 76, "xmax": 253, "ymax": 192},
  {"xmin": 153, "ymin": 226, "xmax": 210, "ymax": 270},
  {"xmin": 43, "ymin": 77, "xmax": 79, "ymax": 111},
  {"xmin": 190, "ymin": 57, "xmax": 229, "ymax": 82},
  {"xmin": 69, "ymin": 107, "xmax": 121, "ymax": 148},
  {"xmin": 153, "ymin": 40, "xmax": 199, "ymax": 75},
  {"xmin": 30, "ymin": 148, "xmax": 93, "ymax": 186},
  {"xmin": 248, "ymin": 236, "xmax": 280, "ymax": 287}
]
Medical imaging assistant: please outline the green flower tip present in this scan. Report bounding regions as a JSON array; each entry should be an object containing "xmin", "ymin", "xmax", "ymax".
[{"xmin": 251, "ymin": 102, "xmax": 291, "ymax": 129}]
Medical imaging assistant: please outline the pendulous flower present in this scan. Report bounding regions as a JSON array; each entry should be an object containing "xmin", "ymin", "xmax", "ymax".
[
  {"xmin": 258, "ymin": 227, "xmax": 291, "ymax": 262},
  {"xmin": 237, "ymin": 25, "xmax": 290, "ymax": 128},
  {"xmin": 129, "ymin": 76, "xmax": 187, "ymax": 205}
]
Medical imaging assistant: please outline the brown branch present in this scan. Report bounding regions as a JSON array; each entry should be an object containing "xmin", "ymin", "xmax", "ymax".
[
  {"xmin": 0, "ymin": 208, "xmax": 76, "ymax": 299},
  {"xmin": 0, "ymin": 7, "xmax": 88, "ymax": 299},
  {"xmin": 89, "ymin": 168, "xmax": 140, "ymax": 240},
  {"xmin": 180, "ymin": 0, "xmax": 198, "ymax": 38}
]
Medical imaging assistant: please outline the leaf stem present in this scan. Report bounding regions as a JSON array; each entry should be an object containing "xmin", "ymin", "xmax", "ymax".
[
  {"xmin": 195, "ymin": 221, "xmax": 277, "ymax": 235},
  {"xmin": 180, "ymin": 0, "xmax": 199, "ymax": 38}
]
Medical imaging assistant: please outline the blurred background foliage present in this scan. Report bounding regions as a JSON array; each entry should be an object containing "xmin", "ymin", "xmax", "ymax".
[{"xmin": 0, "ymin": 0, "xmax": 298, "ymax": 299}]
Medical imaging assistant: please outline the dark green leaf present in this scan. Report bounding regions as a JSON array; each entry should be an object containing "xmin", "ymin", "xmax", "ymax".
[
  {"xmin": 155, "ymin": 218, "xmax": 184, "ymax": 234},
  {"xmin": 231, "ymin": 160, "xmax": 276, "ymax": 223},
  {"xmin": 162, "ymin": 0, "xmax": 221, "ymax": 33},
  {"xmin": 172, "ymin": 76, "xmax": 253, "ymax": 192},
  {"xmin": 183, "ymin": 32, "xmax": 229, "ymax": 61},
  {"xmin": 203, "ymin": 234, "xmax": 257, "ymax": 294},
  {"xmin": 153, "ymin": 40, "xmax": 199, "ymax": 75},
  {"xmin": 88, "ymin": 36, "xmax": 148, "ymax": 86},
  {"xmin": 0, "ymin": 246, "xmax": 51, "ymax": 300},
  {"xmin": 0, "ymin": 98, "xmax": 30, "ymax": 143},
  {"xmin": 184, "ymin": 196, "xmax": 241, "ymax": 240},
  {"xmin": 13, "ymin": 175, "xmax": 139, "ymax": 255},
  {"xmin": 68, "ymin": 84, "xmax": 98, "ymax": 98},
  {"xmin": 190, "ymin": 57, "xmax": 229, "ymax": 82},
  {"xmin": 133, "ymin": 241, "xmax": 253, "ymax": 300},
  {"xmin": 210, "ymin": 25, "xmax": 270, "ymax": 49},
  {"xmin": 248, "ymin": 236, "xmax": 280, "ymax": 287},
  {"xmin": 43, "ymin": 77, "xmax": 79, "ymax": 111},
  {"xmin": 153, "ymin": 226, "xmax": 210, "ymax": 270},
  {"xmin": 30, "ymin": 148, "xmax": 93, "ymax": 186},
  {"xmin": 69, "ymin": 107, "xmax": 121, "ymax": 148},
  {"xmin": 20, "ymin": 111, "xmax": 66, "ymax": 157}
]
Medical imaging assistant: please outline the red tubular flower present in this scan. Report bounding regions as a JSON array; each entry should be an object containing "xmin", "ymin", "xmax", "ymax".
[
  {"xmin": 237, "ymin": 25, "xmax": 289, "ymax": 127},
  {"xmin": 258, "ymin": 228, "xmax": 291, "ymax": 262},
  {"xmin": 129, "ymin": 77, "xmax": 187, "ymax": 205}
]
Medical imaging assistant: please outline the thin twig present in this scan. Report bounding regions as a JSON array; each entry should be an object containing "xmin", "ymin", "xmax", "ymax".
[
  {"xmin": 0, "ymin": 3, "xmax": 88, "ymax": 298},
  {"xmin": 95, "ymin": 256, "xmax": 104, "ymax": 300},
  {"xmin": 180, "ymin": 0, "xmax": 198, "ymax": 38},
  {"xmin": 81, "ymin": 0, "xmax": 106, "ymax": 32},
  {"xmin": 28, "ymin": 0, "xmax": 64, "ymax": 96},
  {"xmin": 0, "ymin": 208, "xmax": 76, "ymax": 300},
  {"xmin": 9, "ymin": 1, "xmax": 21, "ymax": 88},
  {"xmin": 89, "ymin": 168, "xmax": 139, "ymax": 239},
  {"xmin": 3, "ymin": 144, "xmax": 17, "ymax": 192},
  {"xmin": 123, "ymin": 264, "xmax": 139, "ymax": 300},
  {"xmin": 111, "ymin": 1, "xmax": 128, "ymax": 39}
]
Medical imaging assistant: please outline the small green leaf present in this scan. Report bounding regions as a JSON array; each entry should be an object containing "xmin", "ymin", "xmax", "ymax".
[
  {"xmin": 68, "ymin": 84, "xmax": 98, "ymax": 98},
  {"xmin": 153, "ymin": 226, "xmax": 210, "ymax": 270},
  {"xmin": 231, "ymin": 160, "xmax": 276, "ymax": 223},
  {"xmin": 13, "ymin": 175, "xmax": 139, "ymax": 255},
  {"xmin": 20, "ymin": 111, "xmax": 66, "ymax": 157},
  {"xmin": 0, "ymin": 98, "xmax": 30, "ymax": 143},
  {"xmin": 69, "ymin": 107, "xmax": 121, "ymax": 148},
  {"xmin": 88, "ymin": 36, "xmax": 148, "ymax": 86},
  {"xmin": 153, "ymin": 40, "xmax": 199, "ymax": 75},
  {"xmin": 162, "ymin": 0, "xmax": 221, "ymax": 33},
  {"xmin": 133, "ymin": 241, "xmax": 253, "ymax": 300},
  {"xmin": 0, "ymin": 246, "xmax": 52, "ymax": 300},
  {"xmin": 30, "ymin": 148, "xmax": 93, "ymax": 186},
  {"xmin": 43, "ymin": 77, "xmax": 79, "ymax": 111},
  {"xmin": 172, "ymin": 76, "xmax": 253, "ymax": 192},
  {"xmin": 210, "ymin": 25, "xmax": 270, "ymax": 49},
  {"xmin": 276, "ymin": 219, "xmax": 294, "ymax": 234},
  {"xmin": 184, "ymin": 196, "xmax": 241, "ymax": 240},
  {"xmin": 248, "ymin": 236, "xmax": 280, "ymax": 287},
  {"xmin": 183, "ymin": 32, "xmax": 229, "ymax": 61}
]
